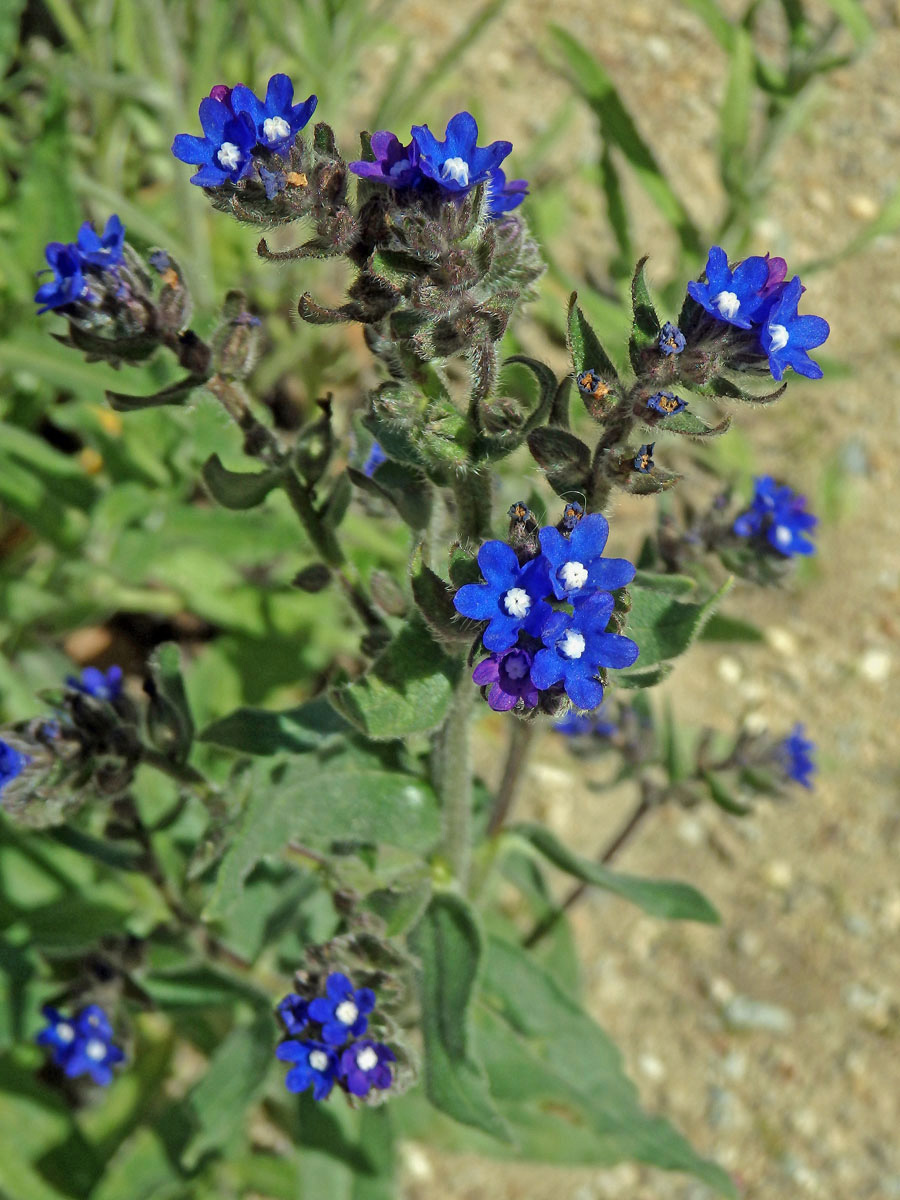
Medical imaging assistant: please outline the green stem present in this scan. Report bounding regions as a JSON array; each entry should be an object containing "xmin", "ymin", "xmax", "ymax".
[
  {"xmin": 452, "ymin": 468, "xmax": 492, "ymax": 545},
  {"xmin": 487, "ymin": 720, "xmax": 537, "ymax": 837},
  {"xmin": 436, "ymin": 668, "xmax": 476, "ymax": 890},
  {"xmin": 281, "ymin": 470, "xmax": 345, "ymax": 567}
]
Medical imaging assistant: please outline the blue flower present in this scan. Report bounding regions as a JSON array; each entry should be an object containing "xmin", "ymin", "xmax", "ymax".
[
  {"xmin": 486, "ymin": 167, "xmax": 528, "ymax": 218},
  {"xmin": 75, "ymin": 215, "xmax": 125, "ymax": 270},
  {"xmin": 34, "ymin": 243, "xmax": 89, "ymax": 314},
  {"xmin": 308, "ymin": 972, "xmax": 376, "ymax": 1046},
  {"xmin": 759, "ymin": 276, "xmax": 829, "ymax": 381},
  {"xmin": 277, "ymin": 993, "xmax": 310, "ymax": 1036},
  {"xmin": 472, "ymin": 643, "xmax": 539, "ymax": 712},
  {"xmin": 276, "ymin": 1039, "xmax": 338, "ymax": 1100},
  {"xmin": 66, "ymin": 665, "xmax": 123, "ymax": 701},
  {"xmin": 410, "ymin": 112, "xmax": 511, "ymax": 194},
  {"xmin": 554, "ymin": 707, "xmax": 617, "ymax": 738},
  {"xmin": 560, "ymin": 501, "xmax": 584, "ymax": 532},
  {"xmin": 530, "ymin": 592, "xmax": 639, "ymax": 711},
  {"xmin": 647, "ymin": 391, "xmax": 687, "ymax": 417},
  {"xmin": 0, "ymin": 739, "xmax": 28, "ymax": 795},
  {"xmin": 538, "ymin": 513, "xmax": 636, "ymax": 603},
  {"xmin": 687, "ymin": 246, "xmax": 771, "ymax": 329},
  {"xmin": 657, "ymin": 321, "xmax": 686, "ymax": 355},
  {"xmin": 453, "ymin": 542, "xmax": 551, "ymax": 652},
  {"xmin": 338, "ymin": 1039, "xmax": 396, "ymax": 1097},
  {"xmin": 37, "ymin": 1004, "xmax": 124, "ymax": 1086},
  {"xmin": 362, "ymin": 441, "xmax": 387, "ymax": 477},
  {"xmin": 633, "ymin": 443, "xmax": 655, "ymax": 473},
  {"xmin": 778, "ymin": 723, "xmax": 815, "ymax": 788},
  {"xmin": 230, "ymin": 74, "xmax": 317, "ymax": 157},
  {"xmin": 349, "ymin": 131, "xmax": 421, "ymax": 188},
  {"xmin": 733, "ymin": 476, "xmax": 817, "ymax": 556},
  {"xmin": 172, "ymin": 96, "xmax": 258, "ymax": 187}
]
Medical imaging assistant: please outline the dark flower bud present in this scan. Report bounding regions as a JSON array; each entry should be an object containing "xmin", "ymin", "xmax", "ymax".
[{"xmin": 210, "ymin": 290, "xmax": 262, "ymax": 380}]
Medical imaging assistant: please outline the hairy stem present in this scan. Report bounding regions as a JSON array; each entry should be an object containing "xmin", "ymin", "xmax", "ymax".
[
  {"xmin": 436, "ymin": 668, "xmax": 476, "ymax": 890},
  {"xmin": 452, "ymin": 468, "xmax": 493, "ymax": 546},
  {"xmin": 487, "ymin": 719, "xmax": 537, "ymax": 837},
  {"xmin": 281, "ymin": 470, "xmax": 345, "ymax": 567}
]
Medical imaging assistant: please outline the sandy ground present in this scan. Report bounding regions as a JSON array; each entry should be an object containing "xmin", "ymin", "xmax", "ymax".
[{"xmin": 368, "ymin": 0, "xmax": 900, "ymax": 1196}]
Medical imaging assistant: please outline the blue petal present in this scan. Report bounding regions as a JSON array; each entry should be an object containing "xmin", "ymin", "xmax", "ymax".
[
  {"xmin": 529, "ymin": 647, "xmax": 563, "ymax": 690},
  {"xmin": 290, "ymin": 94, "xmax": 318, "ymax": 131},
  {"xmin": 585, "ymin": 557, "xmax": 635, "ymax": 591},
  {"xmin": 476, "ymin": 539, "xmax": 518, "ymax": 584},
  {"xmin": 276, "ymin": 1040, "xmax": 307, "ymax": 1063},
  {"xmin": 230, "ymin": 84, "xmax": 266, "ymax": 128},
  {"xmin": 568, "ymin": 513, "xmax": 609, "ymax": 560},
  {"xmin": 591, "ymin": 631, "xmax": 639, "ymax": 670},
  {"xmin": 172, "ymin": 133, "xmax": 213, "ymax": 165},
  {"xmin": 265, "ymin": 73, "xmax": 294, "ymax": 114},
  {"xmin": 704, "ymin": 246, "xmax": 730, "ymax": 290},
  {"xmin": 482, "ymin": 613, "xmax": 521, "ymax": 652},
  {"xmin": 444, "ymin": 111, "xmax": 479, "ymax": 157},
  {"xmin": 190, "ymin": 162, "xmax": 231, "ymax": 187},
  {"xmin": 788, "ymin": 314, "xmax": 829, "ymax": 350},
  {"xmin": 453, "ymin": 582, "xmax": 499, "ymax": 620},
  {"xmin": 564, "ymin": 672, "xmax": 604, "ymax": 711},
  {"xmin": 198, "ymin": 96, "xmax": 231, "ymax": 141},
  {"xmin": 410, "ymin": 123, "xmax": 441, "ymax": 160},
  {"xmin": 285, "ymin": 1063, "xmax": 313, "ymax": 1092}
]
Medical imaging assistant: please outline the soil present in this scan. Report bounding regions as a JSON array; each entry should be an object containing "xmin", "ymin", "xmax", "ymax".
[{"xmin": 372, "ymin": 0, "xmax": 900, "ymax": 1196}]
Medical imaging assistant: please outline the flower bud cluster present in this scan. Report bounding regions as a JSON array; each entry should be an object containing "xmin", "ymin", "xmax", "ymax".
[
  {"xmin": 36, "ymin": 1003, "xmax": 125, "ymax": 1086},
  {"xmin": 454, "ymin": 506, "xmax": 639, "ymax": 714}
]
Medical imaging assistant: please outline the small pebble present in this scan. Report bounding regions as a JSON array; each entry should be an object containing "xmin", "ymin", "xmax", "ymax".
[{"xmin": 724, "ymin": 995, "xmax": 796, "ymax": 1033}]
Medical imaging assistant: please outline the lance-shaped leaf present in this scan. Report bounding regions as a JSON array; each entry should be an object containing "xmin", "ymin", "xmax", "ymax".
[
  {"xmin": 695, "ymin": 376, "xmax": 787, "ymax": 405},
  {"xmin": 145, "ymin": 642, "xmax": 194, "ymax": 765},
  {"xmin": 347, "ymin": 460, "xmax": 433, "ymax": 530},
  {"xmin": 329, "ymin": 616, "xmax": 462, "ymax": 739},
  {"xmin": 514, "ymin": 824, "xmax": 720, "ymax": 923},
  {"xmin": 409, "ymin": 895, "xmax": 511, "ymax": 1143},
  {"xmin": 567, "ymin": 294, "xmax": 619, "ymax": 408},
  {"xmin": 617, "ymin": 576, "xmax": 733, "ymax": 668},
  {"xmin": 651, "ymin": 409, "xmax": 732, "ymax": 438},
  {"xmin": 105, "ymin": 373, "xmax": 206, "ymax": 412},
  {"xmin": 614, "ymin": 661, "xmax": 674, "ymax": 689},
  {"xmin": 201, "ymin": 454, "xmax": 286, "ymax": 510},
  {"xmin": 200, "ymin": 696, "xmax": 350, "ymax": 756},
  {"xmin": 625, "ymin": 466, "xmax": 683, "ymax": 495},
  {"xmin": 527, "ymin": 427, "xmax": 592, "ymax": 499},
  {"xmin": 502, "ymin": 355, "xmax": 559, "ymax": 432},
  {"xmin": 411, "ymin": 552, "xmax": 470, "ymax": 642},
  {"xmin": 630, "ymin": 256, "xmax": 661, "ymax": 347},
  {"xmin": 704, "ymin": 771, "xmax": 752, "ymax": 816}
]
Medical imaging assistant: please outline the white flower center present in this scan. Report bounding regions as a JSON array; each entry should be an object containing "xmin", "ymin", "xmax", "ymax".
[
  {"xmin": 559, "ymin": 561, "xmax": 588, "ymax": 591},
  {"xmin": 217, "ymin": 142, "xmax": 243, "ymax": 170},
  {"xmin": 505, "ymin": 653, "xmax": 529, "ymax": 681},
  {"xmin": 263, "ymin": 116, "xmax": 291, "ymax": 144},
  {"xmin": 356, "ymin": 1046, "xmax": 379, "ymax": 1072},
  {"xmin": 768, "ymin": 323, "xmax": 789, "ymax": 352},
  {"xmin": 774, "ymin": 525, "xmax": 792, "ymax": 547},
  {"xmin": 308, "ymin": 1049, "xmax": 330, "ymax": 1071},
  {"xmin": 441, "ymin": 156, "xmax": 470, "ymax": 186},
  {"xmin": 335, "ymin": 999, "xmax": 359, "ymax": 1026},
  {"xmin": 56, "ymin": 1023, "xmax": 75, "ymax": 1043},
  {"xmin": 503, "ymin": 588, "xmax": 531, "ymax": 618},
  {"xmin": 85, "ymin": 1038, "xmax": 107, "ymax": 1062},
  {"xmin": 559, "ymin": 630, "xmax": 586, "ymax": 660},
  {"xmin": 712, "ymin": 290, "xmax": 740, "ymax": 319}
]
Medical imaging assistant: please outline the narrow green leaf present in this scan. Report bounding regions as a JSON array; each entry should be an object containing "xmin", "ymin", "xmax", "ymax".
[
  {"xmin": 329, "ymin": 617, "xmax": 462, "ymax": 739},
  {"xmin": 704, "ymin": 771, "xmax": 752, "ymax": 816},
  {"xmin": 409, "ymin": 895, "xmax": 511, "ymax": 1143},
  {"xmin": 630, "ymin": 256, "xmax": 661, "ymax": 341},
  {"xmin": 566, "ymin": 293, "xmax": 619, "ymax": 386},
  {"xmin": 145, "ymin": 642, "xmax": 194, "ymax": 764},
  {"xmin": 653, "ymin": 409, "xmax": 732, "ymax": 437},
  {"xmin": 200, "ymin": 696, "xmax": 350, "ymax": 756},
  {"xmin": 632, "ymin": 570, "xmax": 697, "ymax": 596},
  {"xmin": 821, "ymin": 0, "xmax": 872, "ymax": 45},
  {"xmin": 527, "ymin": 426, "xmax": 592, "ymax": 499},
  {"xmin": 201, "ymin": 454, "xmax": 286, "ymax": 510},
  {"xmin": 514, "ymin": 824, "xmax": 720, "ymax": 923},
  {"xmin": 105, "ymin": 374, "xmax": 204, "ymax": 412},
  {"xmin": 700, "ymin": 612, "xmax": 764, "ymax": 642},
  {"xmin": 502, "ymin": 354, "xmax": 559, "ymax": 432},
  {"xmin": 598, "ymin": 142, "xmax": 633, "ymax": 277},
  {"xmin": 620, "ymin": 576, "xmax": 733, "ymax": 668},
  {"xmin": 719, "ymin": 27, "xmax": 754, "ymax": 196}
]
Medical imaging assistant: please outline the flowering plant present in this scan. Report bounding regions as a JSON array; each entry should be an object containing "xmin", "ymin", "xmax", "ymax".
[{"xmin": 1, "ymin": 58, "xmax": 833, "ymax": 1200}]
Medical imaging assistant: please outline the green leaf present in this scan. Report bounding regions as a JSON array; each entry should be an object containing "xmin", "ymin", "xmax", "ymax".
[
  {"xmin": 630, "ymin": 256, "xmax": 661, "ymax": 342},
  {"xmin": 513, "ymin": 824, "xmax": 719, "ymax": 923},
  {"xmin": 409, "ymin": 895, "xmax": 511, "ymax": 1143},
  {"xmin": 475, "ymin": 938, "xmax": 737, "ymax": 1195},
  {"xmin": 145, "ymin": 642, "xmax": 194, "ymax": 765},
  {"xmin": 200, "ymin": 696, "xmax": 350, "ymax": 756},
  {"xmin": 89, "ymin": 1128, "xmax": 180, "ymax": 1200},
  {"xmin": 614, "ymin": 662, "xmax": 674, "ymax": 689},
  {"xmin": 620, "ymin": 576, "xmax": 733, "ymax": 668},
  {"xmin": 704, "ymin": 771, "xmax": 752, "ymax": 816},
  {"xmin": 566, "ymin": 294, "xmax": 619, "ymax": 390},
  {"xmin": 632, "ymin": 570, "xmax": 697, "ymax": 596},
  {"xmin": 201, "ymin": 454, "xmax": 286, "ymax": 510},
  {"xmin": 181, "ymin": 1016, "xmax": 273, "ymax": 1169},
  {"xmin": 526, "ymin": 427, "xmax": 592, "ymax": 499},
  {"xmin": 329, "ymin": 617, "xmax": 462, "ymax": 739},
  {"xmin": 411, "ymin": 555, "xmax": 469, "ymax": 642},
  {"xmin": 348, "ymin": 460, "xmax": 433, "ymax": 530},
  {"xmin": 105, "ymin": 374, "xmax": 205, "ymax": 412},
  {"xmin": 821, "ymin": 0, "xmax": 872, "ymax": 45},
  {"xmin": 700, "ymin": 612, "xmax": 764, "ymax": 642},
  {"xmin": 719, "ymin": 27, "xmax": 754, "ymax": 197},
  {"xmin": 653, "ymin": 409, "xmax": 732, "ymax": 438},
  {"xmin": 551, "ymin": 27, "xmax": 701, "ymax": 256}
]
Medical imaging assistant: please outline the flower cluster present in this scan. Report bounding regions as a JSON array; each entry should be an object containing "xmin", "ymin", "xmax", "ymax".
[
  {"xmin": 554, "ymin": 706, "xmax": 617, "ymax": 738},
  {"xmin": 689, "ymin": 246, "xmax": 829, "ymax": 380},
  {"xmin": 733, "ymin": 476, "xmax": 817, "ymax": 557},
  {"xmin": 172, "ymin": 75, "xmax": 317, "ymax": 190},
  {"xmin": 275, "ymin": 973, "xmax": 395, "ymax": 1101},
  {"xmin": 777, "ymin": 724, "xmax": 816, "ymax": 788},
  {"xmin": 36, "ymin": 1004, "xmax": 124, "ymax": 1086},
  {"xmin": 65, "ymin": 665, "xmax": 124, "ymax": 702},
  {"xmin": 454, "ymin": 511, "xmax": 639, "ymax": 713},
  {"xmin": 34, "ymin": 215, "xmax": 125, "ymax": 314},
  {"xmin": 349, "ymin": 110, "xmax": 525, "ymax": 218}
]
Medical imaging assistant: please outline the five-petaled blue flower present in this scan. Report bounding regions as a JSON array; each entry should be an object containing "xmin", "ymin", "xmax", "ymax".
[
  {"xmin": 472, "ymin": 643, "xmax": 539, "ymax": 712},
  {"xmin": 349, "ymin": 131, "xmax": 421, "ymax": 188},
  {"xmin": 778, "ymin": 723, "xmax": 815, "ymax": 788},
  {"xmin": 66, "ymin": 665, "xmax": 124, "ymax": 701},
  {"xmin": 647, "ymin": 391, "xmax": 687, "ymax": 417},
  {"xmin": 538, "ymin": 513, "xmax": 635, "ymax": 603},
  {"xmin": 733, "ymin": 475, "xmax": 817, "ymax": 556},
  {"xmin": 453, "ymin": 542, "xmax": 551, "ymax": 651},
  {"xmin": 486, "ymin": 167, "xmax": 528, "ymax": 219},
  {"xmin": 0, "ymin": 739, "xmax": 28, "ymax": 795},
  {"xmin": 530, "ymin": 592, "xmax": 639, "ymax": 711},
  {"xmin": 230, "ymin": 74, "xmax": 317, "ymax": 158},
  {"xmin": 172, "ymin": 96, "xmax": 258, "ymax": 187},
  {"xmin": 657, "ymin": 321, "xmax": 686, "ymax": 355},
  {"xmin": 308, "ymin": 972, "xmax": 376, "ymax": 1046},
  {"xmin": 75, "ymin": 215, "xmax": 125, "ymax": 269},
  {"xmin": 760, "ymin": 276, "xmax": 830, "ymax": 381},
  {"xmin": 277, "ymin": 993, "xmax": 310, "ymax": 1036},
  {"xmin": 36, "ymin": 1004, "xmax": 124, "ymax": 1086},
  {"xmin": 411, "ymin": 111, "xmax": 511, "ymax": 194},
  {"xmin": 276, "ymin": 1039, "xmax": 338, "ymax": 1100},
  {"xmin": 34, "ymin": 243, "xmax": 89, "ymax": 314},
  {"xmin": 339, "ymin": 1039, "xmax": 396, "ymax": 1097},
  {"xmin": 687, "ymin": 246, "xmax": 771, "ymax": 329}
]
